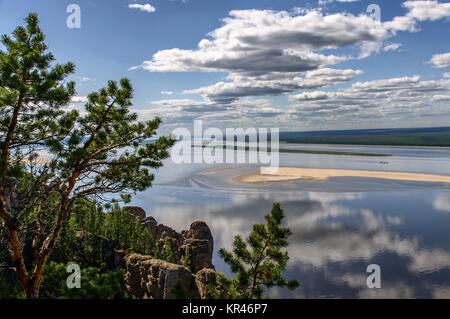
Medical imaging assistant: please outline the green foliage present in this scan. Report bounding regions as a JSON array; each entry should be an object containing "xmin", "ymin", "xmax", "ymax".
[
  {"xmin": 43, "ymin": 77, "xmax": 175, "ymax": 202},
  {"xmin": 52, "ymin": 200, "xmax": 155, "ymax": 269},
  {"xmin": 39, "ymin": 262, "xmax": 125, "ymax": 299},
  {"xmin": 0, "ymin": 13, "xmax": 76, "ymax": 172},
  {"xmin": 162, "ymin": 237, "xmax": 176, "ymax": 264},
  {"xmin": 218, "ymin": 203, "xmax": 299, "ymax": 299},
  {"xmin": 153, "ymin": 236, "xmax": 177, "ymax": 264},
  {"xmin": 0, "ymin": 272, "xmax": 25, "ymax": 299},
  {"xmin": 101, "ymin": 205, "xmax": 154, "ymax": 256},
  {"xmin": 216, "ymin": 272, "xmax": 241, "ymax": 299},
  {"xmin": 169, "ymin": 279, "xmax": 192, "ymax": 299},
  {"xmin": 183, "ymin": 245, "xmax": 192, "ymax": 271},
  {"xmin": 128, "ymin": 216, "xmax": 154, "ymax": 255},
  {"xmin": 0, "ymin": 272, "xmax": 12, "ymax": 299},
  {"xmin": 204, "ymin": 284, "xmax": 220, "ymax": 299},
  {"xmin": 204, "ymin": 272, "xmax": 240, "ymax": 299},
  {"xmin": 0, "ymin": 14, "xmax": 174, "ymax": 298}
]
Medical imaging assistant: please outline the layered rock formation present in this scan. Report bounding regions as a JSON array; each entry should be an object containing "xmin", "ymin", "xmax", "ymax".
[
  {"xmin": 123, "ymin": 207, "xmax": 215, "ymax": 273},
  {"xmin": 122, "ymin": 207, "xmax": 221, "ymax": 299},
  {"xmin": 124, "ymin": 254, "xmax": 223, "ymax": 299}
]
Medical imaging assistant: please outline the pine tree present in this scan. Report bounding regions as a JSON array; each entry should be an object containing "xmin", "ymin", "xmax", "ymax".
[
  {"xmin": 218, "ymin": 203, "xmax": 299, "ymax": 299},
  {"xmin": 183, "ymin": 245, "xmax": 192, "ymax": 271},
  {"xmin": 0, "ymin": 14, "xmax": 174, "ymax": 298},
  {"xmin": 0, "ymin": 13, "xmax": 76, "ymax": 298},
  {"xmin": 169, "ymin": 279, "xmax": 192, "ymax": 299},
  {"xmin": 163, "ymin": 237, "xmax": 176, "ymax": 264}
]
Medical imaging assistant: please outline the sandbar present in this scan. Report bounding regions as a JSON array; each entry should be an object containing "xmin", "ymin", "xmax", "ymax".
[{"xmin": 234, "ymin": 167, "xmax": 450, "ymax": 184}]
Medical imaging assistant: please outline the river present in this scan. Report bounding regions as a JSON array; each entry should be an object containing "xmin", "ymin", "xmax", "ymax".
[{"xmin": 130, "ymin": 144, "xmax": 450, "ymax": 298}]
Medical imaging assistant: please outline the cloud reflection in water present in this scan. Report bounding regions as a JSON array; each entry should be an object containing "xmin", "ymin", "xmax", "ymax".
[{"xmin": 132, "ymin": 188, "xmax": 450, "ymax": 298}]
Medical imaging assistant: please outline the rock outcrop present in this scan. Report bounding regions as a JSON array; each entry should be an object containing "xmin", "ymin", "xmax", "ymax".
[
  {"xmin": 195, "ymin": 268, "xmax": 223, "ymax": 299},
  {"xmin": 122, "ymin": 207, "xmax": 220, "ymax": 299},
  {"xmin": 124, "ymin": 254, "xmax": 223, "ymax": 299},
  {"xmin": 123, "ymin": 206, "xmax": 146, "ymax": 220},
  {"xmin": 181, "ymin": 221, "xmax": 214, "ymax": 273},
  {"xmin": 124, "ymin": 254, "xmax": 198, "ymax": 299},
  {"xmin": 126, "ymin": 209, "xmax": 215, "ymax": 273}
]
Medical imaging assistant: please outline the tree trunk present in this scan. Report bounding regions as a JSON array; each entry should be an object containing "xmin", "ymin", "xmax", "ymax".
[
  {"xmin": 0, "ymin": 200, "xmax": 31, "ymax": 297},
  {"xmin": 28, "ymin": 207, "xmax": 68, "ymax": 299},
  {"xmin": 24, "ymin": 282, "xmax": 39, "ymax": 299},
  {"xmin": 248, "ymin": 235, "xmax": 272, "ymax": 299}
]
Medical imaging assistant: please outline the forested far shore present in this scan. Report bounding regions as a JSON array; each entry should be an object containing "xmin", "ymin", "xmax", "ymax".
[{"xmin": 278, "ymin": 127, "xmax": 450, "ymax": 147}]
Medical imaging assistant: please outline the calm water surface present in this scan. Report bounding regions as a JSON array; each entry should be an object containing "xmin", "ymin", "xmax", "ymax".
[{"xmin": 131, "ymin": 144, "xmax": 450, "ymax": 298}]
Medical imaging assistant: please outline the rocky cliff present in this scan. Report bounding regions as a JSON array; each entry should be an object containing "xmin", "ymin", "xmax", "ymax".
[
  {"xmin": 122, "ymin": 207, "xmax": 222, "ymax": 299},
  {"xmin": 124, "ymin": 254, "xmax": 223, "ymax": 299}
]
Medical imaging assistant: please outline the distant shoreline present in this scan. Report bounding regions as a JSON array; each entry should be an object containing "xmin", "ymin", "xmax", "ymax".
[
  {"xmin": 278, "ymin": 127, "xmax": 450, "ymax": 147},
  {"xmin": 233, "ymin": 167, "xmax": 450, "ymax": 184},
  {"xmin": 279, "ymin": 141, "xmax": 450, "ymax": 149},
  {"xmin": 193, "ymin": 145, "xmax": 391, "ymax": 157}
]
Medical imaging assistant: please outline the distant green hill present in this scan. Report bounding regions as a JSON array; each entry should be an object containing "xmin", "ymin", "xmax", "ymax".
[{"xmin": 279, "ymin": 127, "xmax": 450, "ymax": 147}]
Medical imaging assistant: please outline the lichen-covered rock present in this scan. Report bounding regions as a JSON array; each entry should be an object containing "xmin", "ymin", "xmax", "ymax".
[
  {"xmin": 123, "ymin": 206, "xmax": 147, "ymax": 220},
  {"xmin": 195, "ymin": 268, "xmax": 219, "ymax": 299},
  {"xmin": 182, "ymin": 238, "xmax": 214, "ymax": 273},
  {"xmin": 153, "ymin": 223, "xmax": 185, "ymax": 247},
  {"xmin": 121, "ymin": 208, "xmax": 220, "ymax": 298},
  {"xmin": 141, "ymin": 216, "xmax": 157, "ymax": 228},
  {"xmin": 182, "ymin": 221, "xmax": 214, "ymax": 273},
  {"xmin": 130, "ymin": 208, "xmax": 215, "ymax": 273},
  {"xmin": 124, "ymin": 254, "xmax": 222, "ymax": 299},
  {"xmin": 185, "ymin": 221, "xmax": 214, "ymax": 243}
]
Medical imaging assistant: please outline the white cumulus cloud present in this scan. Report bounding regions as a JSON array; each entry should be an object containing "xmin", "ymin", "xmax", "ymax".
[
  {"xmin": 427, "ymin": 52, "xmax": 450, "ymax": 68},
  {"xmin": 128, "ymin": 3, "xmax": 156, "ymax": 13},
  {"xmin": 383, "ymin": 43, "xmax": 403, "ymax": 52}
]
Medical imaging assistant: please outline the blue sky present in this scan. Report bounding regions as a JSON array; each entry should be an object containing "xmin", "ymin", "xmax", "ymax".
[{"xmin": 1, "ymin": 0, "xmax": 450, "ymax": 133}]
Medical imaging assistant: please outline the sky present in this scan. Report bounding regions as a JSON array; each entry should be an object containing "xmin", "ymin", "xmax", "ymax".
[{"xmin": 1, "ymin": 0, "xmax": 450, "ymax": 134}]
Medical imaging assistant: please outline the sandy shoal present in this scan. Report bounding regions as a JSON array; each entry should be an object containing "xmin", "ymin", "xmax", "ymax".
[{"xmin": 234, "ymin": 167, "xmax": 450, "ymax": 184}]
